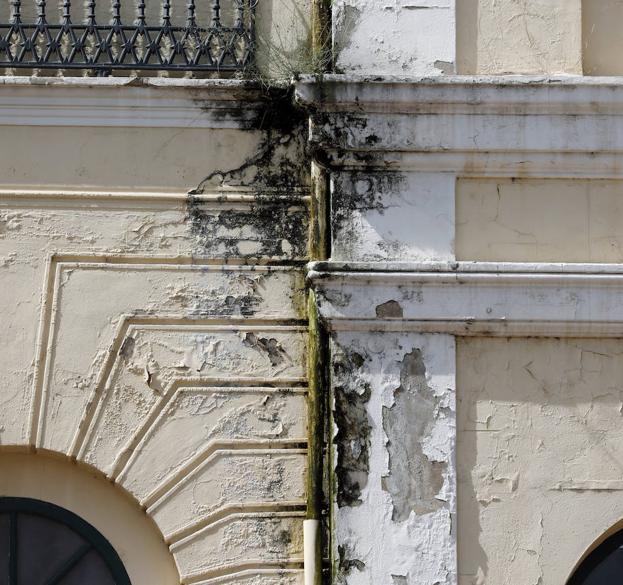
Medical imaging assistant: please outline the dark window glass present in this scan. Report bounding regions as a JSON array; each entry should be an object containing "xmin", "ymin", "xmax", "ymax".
[
  {"xmin": 0, "ymin": 498, "xmax": 131, "ymax": 585},
  {"xmin": 569, "ymin": 531, "xmax": 623, "ymax": 585}
]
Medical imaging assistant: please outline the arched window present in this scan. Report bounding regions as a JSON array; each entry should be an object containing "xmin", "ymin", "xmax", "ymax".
[
  {"xmin": 0, "ymin": 497, "xmax": 131, "ymax": 585},
  {"xmin": 568, "ymin": 529, "xmax": 623, "ymax": 585}
]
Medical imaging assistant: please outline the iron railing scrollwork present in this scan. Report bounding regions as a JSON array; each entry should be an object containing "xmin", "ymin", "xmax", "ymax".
[{"xmin": 0, "ymin": 0, "xmax": 257, "ymax": 73}]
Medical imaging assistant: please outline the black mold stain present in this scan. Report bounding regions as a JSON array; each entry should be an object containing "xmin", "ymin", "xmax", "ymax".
[
  {"xmin": 189, "ymin": 87, "xmax": 308, "ymax": 195},
  {"xmin": 186, "ymin": 200, "xmax": 308, "ymax": 259},
  {"xmin": 331, "ymin": 171, "xmax": 406, "ymax": 245},
  {"xmin": 338, "ymin": 545, "xmax": 365, "ymax": 574},
  {"xmin": 376, "ymin": 300, "xmax": 403, "ymax": 319},
  {"xmin": 243, "ymin": 332, "xmax": 288, "ymax": 367},
  {"xmin": 186, "ymin": 87, "xmax": 309, "ymax": 260},
  {"xmin": 333, "ymin": 348, "xmax": 371, "ymax": 508},
  {"xmin": 382, "ymin": 349, "xmax": 446, "ymax": 521}
]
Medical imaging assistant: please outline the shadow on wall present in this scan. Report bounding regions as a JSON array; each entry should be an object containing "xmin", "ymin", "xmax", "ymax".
[
  {"xmin": 456, "ymin": 0, "xmax": 478, "ymax": 75},
  {"xmin": 582, "ymin": 0, "xmax": 623, "ymax": 75}
]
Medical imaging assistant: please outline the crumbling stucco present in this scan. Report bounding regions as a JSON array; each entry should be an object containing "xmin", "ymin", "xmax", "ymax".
[
  {"xmin": 383, "ymin": 349, "xmax": 446, "ymax": 520},
  {"xmin": 0, "ymin": 80, "xmax": 309, "ymax": 585},
  {"xmin": 333, "ymin": 0, "xmax": 455, "ymax": 75},
  {"xmin": 332, "ymin": 332, "xmax": 456, "ymax": 585}
]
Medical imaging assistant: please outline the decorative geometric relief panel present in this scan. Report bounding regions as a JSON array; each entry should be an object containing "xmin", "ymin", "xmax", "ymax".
[{"xmin": 19, "ymin": 255, "xmax": 307, "ymax": 585}]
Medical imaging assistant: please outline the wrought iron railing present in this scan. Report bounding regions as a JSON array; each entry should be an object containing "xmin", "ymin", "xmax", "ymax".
[{"xmin": 0, "ymin": 1, "xmax": 256, "ymax": 74}]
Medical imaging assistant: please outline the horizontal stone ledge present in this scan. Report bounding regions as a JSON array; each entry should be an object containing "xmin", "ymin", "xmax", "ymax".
[
  {"xmin": 296, "ymin": 74, "xmax": 623, "ymax": 115},
  {"xmin": 311, "ymin": 151, "xmax": 623, "ymax": 177},
  {"xmin": 308, "ymin": 260, "xmax": 623, "ymax": 275},
  {"xmin": 321, "ymin": 319, "xmax": 623, "ymax": 336},
  {"xmin": 309, "ymin": 262, "xmax": 623, "ymax": 334},
  {"xmin": 0, "ymin": 77, "xmax": 278, "ymax": 129}
]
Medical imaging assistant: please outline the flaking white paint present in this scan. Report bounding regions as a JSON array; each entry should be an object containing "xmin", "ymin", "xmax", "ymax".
[
  {"xmin": 332, "ymin": 332, "xmax": 456, "ymax": 585},
  {"xmin": 333, "ymin": 0, "xmax": 455, "ymax": 75}
]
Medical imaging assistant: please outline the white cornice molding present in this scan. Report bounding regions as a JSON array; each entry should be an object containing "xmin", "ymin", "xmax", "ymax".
[
  {"xmin": 0, "ymin": 77, "xmax": 266, "ymax": 128},
  {"xmin": 309, "ymin": 262, "xmax": 623, "ymax": 335},
  {"xmin": 296, "ymin": 75, "xmax": 623, "ymax": 172},
  {"xmin": 296, "ymin": 75, "xmax": 623, "ymax": 115}
]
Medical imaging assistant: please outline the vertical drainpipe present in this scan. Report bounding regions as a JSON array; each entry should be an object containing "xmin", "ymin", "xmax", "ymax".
[
  {"xmin": 306, "ymin": 290, "xmax": 328, "ymax": 585},
  {"xmin": 305, "ymin": 2, "xmax": 332, "ymax": 584}
]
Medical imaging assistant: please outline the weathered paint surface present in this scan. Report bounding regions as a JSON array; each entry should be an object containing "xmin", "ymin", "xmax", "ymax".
[
  {"xmin": 583, "ymin": 0, "xmax": 623, "ymax": 75},
  {"xmin": 331, "ymin": 332, "xmax": 456, "ymax": 585},
  {"xmin": 0, "ymin": 80, "xmax": 309, "ymax": 585},
  {"xmin": 456, "ymin": 178, "xmax": 623, "ymax": 263},
  {"xmin": 333, "ymin": 0, "xmax": 455, "ymax": 75},
  {"xmin": 458, "ymin": 338, "xmax": 623, "ymax": 585},
  {"xmin": 456, "ymin": 0, "xmax": 582, "ymax": 74},
  {"xmin": 300, "ymin": 73, "xmax": 623, "ymax": 585},
  {"xmin": 331, "ymin": 172, "xmax": 454, "ymax": 263}
]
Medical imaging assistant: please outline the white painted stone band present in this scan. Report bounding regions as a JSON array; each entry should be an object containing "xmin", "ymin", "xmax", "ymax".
[
  {"xmin": 309, "ymin": 262, "xmax": 623, "ymax": 335},
  {"xmin": 0, "ymin": 77, "xmax": 264, "ymax": 128}
]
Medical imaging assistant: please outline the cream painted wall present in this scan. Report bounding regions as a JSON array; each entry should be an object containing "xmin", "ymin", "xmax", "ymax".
[
  {"xmin": 582, "ymin": 0, "xmax": 623, "ymax": 75},
  {"xmin": 0, "ymin": 126, "xmax": 261, "ymax": 192},
  {"xmin": 0, "ymin": 452, "xmax": 179, "ymax": 585},
  {"xmin": 457, "ymin": 337, "xmax": 623, "ymax": 585},
  {"xmin": 0, "ymin": 81, "xmax": 309, "ymax": 585},
  {"xmin": 456, "ymin": 178, "xmax": 623, "ymax": 262},
  {"xmin": 457, "ymin": 0, "xmax": 582, "ymax": 74}
]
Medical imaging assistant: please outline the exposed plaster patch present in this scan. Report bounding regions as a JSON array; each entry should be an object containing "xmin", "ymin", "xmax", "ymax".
[
  {"xmin": 434, "ymin": 60, "xmax": 455, "ymax": 74},
  {"xmin": 118, "ymin": 336, "xmax": 136, "ymax": 362},
  {"xmin": 332, "ymin": 333, "xmax": 456, "ymax": 585},
  {"xmin": 383, "ymin": 349, "xmax": 445, "ymax": 520},
  {"xmin": 376, "ymin": 300, "xmax": 404, "ymax": 318}
]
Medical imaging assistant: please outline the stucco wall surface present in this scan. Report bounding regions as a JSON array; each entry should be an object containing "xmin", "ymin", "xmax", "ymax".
[
  {"xmin": 456, "ymin": 178, "xmax": 623, "ymax": 263},
  {"xmin": 0, "ymin": 79, "xmax": 309, "ymax": 585},
  {"xmin": 458, "ymin": 337, "xmax": 623, "ymax": 585},
  {"xmin": 333, "ymin": 0, "xmax": 455, "ymax": 75},
  {"xmin": 300, "ymin": 74, "xmax": 623, "ymax": 585},
  {"xmin": 331, "ymin": 332, "xmax": 456, "ymax": 585},
  {"xmin": 582, "ymin": 0, "xmax": 623, "ymax": 75},
  {"xmin": 457, "ymin": 0, "xmax": 582, "ymax": 74}
]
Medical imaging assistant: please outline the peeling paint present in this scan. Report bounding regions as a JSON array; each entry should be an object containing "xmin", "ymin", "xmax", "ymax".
[
  {"xmin": 383, "ymin": 349, "xmax": 445, "ymax": 520},
  {"xmin": 333, "ymin": 347, "xmax": 371, "ymax": 508},
  {"xmin": 376, "ymin": 300, "xmax": 403, "ymax": 319},
  {"xmin": 243, "ymin": 332, "xmax": 289, "ymax": 367}
]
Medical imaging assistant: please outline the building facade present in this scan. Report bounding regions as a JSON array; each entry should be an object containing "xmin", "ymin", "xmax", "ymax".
[{"xmin": 1, "ymin": 1, "xmax": 623, "ymax": 584}]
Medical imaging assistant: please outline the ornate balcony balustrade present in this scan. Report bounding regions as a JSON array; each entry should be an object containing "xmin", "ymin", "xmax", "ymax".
[{"xmin": 0, "ymin": 0, "xmax": 256, "ymax": 74}]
